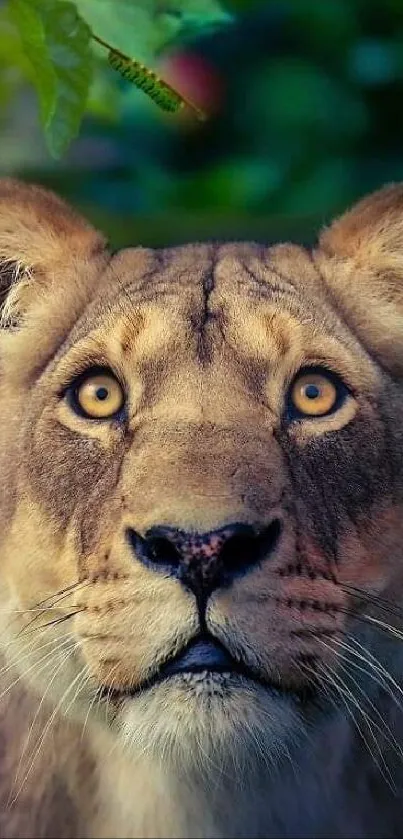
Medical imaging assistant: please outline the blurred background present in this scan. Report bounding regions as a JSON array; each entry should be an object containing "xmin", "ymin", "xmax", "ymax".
[{"xmin": 1, "ymin": 0, "xmax": 403, "ymax": 249}]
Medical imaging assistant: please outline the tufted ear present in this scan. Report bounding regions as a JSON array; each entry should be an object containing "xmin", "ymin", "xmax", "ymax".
[
  {"xmin": 0, "ymin": 178, "xmax": 107, "ymax": 328},
  {"xmin": 315, "ymin": 184, "xmax": 403, "ymax": 377}
]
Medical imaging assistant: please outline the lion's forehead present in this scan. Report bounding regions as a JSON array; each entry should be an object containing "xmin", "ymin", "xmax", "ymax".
[
  {"xmin": 67, "ymin": 240, "xmax": 350, "ymax": 365},
  {"xmin": 104, "ymin": 240, "xmax": 321, "ymax": 306}
]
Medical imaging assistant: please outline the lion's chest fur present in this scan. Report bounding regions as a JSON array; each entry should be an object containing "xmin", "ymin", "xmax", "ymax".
[{"xmin": 2, "ymin": 669, "xmax": 403, "ymax": 839}]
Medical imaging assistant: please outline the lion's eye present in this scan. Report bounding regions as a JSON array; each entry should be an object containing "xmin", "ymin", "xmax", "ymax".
[
  {"xmin": 73, "ymin": 371, "xmax": 125, "ymax": 419},
  {"xmin": 288, "ymin": 369, "xmax": 345, "ymax": 419}
]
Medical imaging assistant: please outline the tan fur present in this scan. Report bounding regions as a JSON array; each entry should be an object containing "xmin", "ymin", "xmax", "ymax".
[
  {"xmin": 315, "ymin": 184, "xmax": 403, "ymax": 375},
  {"xmin": 1, "ymin": 179, "xmax": 403, "ymax": 837}
]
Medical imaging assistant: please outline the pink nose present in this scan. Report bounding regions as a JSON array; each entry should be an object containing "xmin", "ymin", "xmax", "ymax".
[{"xmin": 127, "ymin": 520, "xmax": 281, "ymax": 601}]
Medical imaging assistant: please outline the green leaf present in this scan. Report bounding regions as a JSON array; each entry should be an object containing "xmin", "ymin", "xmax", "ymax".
[
  {"xmin": 42, "ymin": 1, "xmax": 92, "ymax": 156},
  {"xmin": 74, "ymin": 0, "xmax": 170, "ymax": 62},
  {"xmin": 8, "ymin": 0, "xmax": 92, "ymax": 157},
  {"xmin": 74, "ymin": 0, "xmax": 232, "ymax": 62},
  {"xmin": 8, "ymin": 0, "xmax": 55, "ymax": 125}
]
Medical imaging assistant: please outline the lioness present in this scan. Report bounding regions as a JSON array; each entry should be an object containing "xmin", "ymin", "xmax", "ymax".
[{"xmin": 0, "ymin": 179, "xmax": 403, "ymax": 838}]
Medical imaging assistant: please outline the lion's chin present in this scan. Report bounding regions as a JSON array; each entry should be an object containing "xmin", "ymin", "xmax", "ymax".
[{"xmin": 107, "ymin": 672, "xmax": 306, "ymax": 772}]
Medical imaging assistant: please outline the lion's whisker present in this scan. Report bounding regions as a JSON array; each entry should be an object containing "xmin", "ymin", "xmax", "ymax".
[
  {"xmin": 17, "ymin": 583, "xmax": 89, "ymax": 633},
  {"xmin": 362, "ymin": 614, "xmax": 403, "ymax": 642},
  {"xmin": 0, "ymin": 634, "xmax": 71, "ymax": 682},
  {"xmin": 315, "ymin": 660, "xmax": 396, "ymax": 793},
  {"xmin": 0, "ymin": 636, "xmax": 76, "ymax": 706},
  {"xmin": 18, "ymin": 610, "xmax": 85, "ymax": 639},
  {"xmin": 340, "ymin": 584, "xmax": 403, "ymax": 622},
  {"xmin": 9, "ymin": 663, "xmax": 90, "ymax": 806},
  {"xmin": 12, "ymin": 640, "xmax": 80, "ymax": 795},
  {"xmin": 330, "ymin": 635, "xmax": 403, "ymax": 711},
  {"xmin": 317, "ymin": 638, "xmax": 403, "ymax": 762},
  {"xmin": 81, "ymin": 661, "xmax": 120, "ymax": 743},
  {"xmin": 33, "ymin": 580, "xmax": 88, "ymax": 610}
]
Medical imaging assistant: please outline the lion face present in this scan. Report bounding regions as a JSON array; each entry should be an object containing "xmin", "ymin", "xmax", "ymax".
[{"xmin": 1, "ymin": 180, "xmax": 403, "ymax": 772}]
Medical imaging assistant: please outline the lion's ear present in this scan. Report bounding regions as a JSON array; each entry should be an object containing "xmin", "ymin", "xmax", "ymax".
[
  {"xmin": 315, "ymin": 184, "xmax": 403, "ymax": 376},
  {"xmin": 0, "ymin": 178, "xmax": 107, "ymax": 328}
]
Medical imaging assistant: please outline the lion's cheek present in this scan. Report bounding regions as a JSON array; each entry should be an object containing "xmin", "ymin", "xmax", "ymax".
[
  {"xmin": 0, "ymin": 495, "xmax": 78, "ymax": 616},
  {"xmin": 75, "ymin": 573, "xmax": 196, "ymax": 691},
  {"xmin": 332, "ymin": 505, "xmax": 403, "ymax": 592}
]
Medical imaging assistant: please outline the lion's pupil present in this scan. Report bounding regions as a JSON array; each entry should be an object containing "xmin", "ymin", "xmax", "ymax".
[
  {"xmin": 305, "ymin": 384, "xmax": 320, "ymax": 400},
  {"xmin": 96, "ymin": 387, "xmax": 109, "ymax": 401}
]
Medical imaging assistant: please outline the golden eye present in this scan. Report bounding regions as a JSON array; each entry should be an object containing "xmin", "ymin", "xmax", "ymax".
[
  {"xmin": 75, "ymin": 372, "xmax": 124, "ymax": 419},
  {"xmin": 290, "ymin": 371, "xmax": 338, "ymax": 417}
]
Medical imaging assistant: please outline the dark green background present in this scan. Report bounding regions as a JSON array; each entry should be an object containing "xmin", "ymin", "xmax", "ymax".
[{"xmin": 1, "ymin": 0, "xmax": 402, "ymax": 249}]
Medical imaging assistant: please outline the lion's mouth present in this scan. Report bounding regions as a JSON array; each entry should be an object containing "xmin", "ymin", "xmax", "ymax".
[
  {"xmin": 158, "ymin": 635, "xmax": 243, "ymax": 678},
  {"xmin": 102, "ymin": 634, "xmax": 313, "ymax": 703}
]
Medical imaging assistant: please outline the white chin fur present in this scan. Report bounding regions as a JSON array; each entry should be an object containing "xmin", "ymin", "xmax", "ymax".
[{"xmin": 112, "ymin": 672, "xmax": 303, "ymax": 775}]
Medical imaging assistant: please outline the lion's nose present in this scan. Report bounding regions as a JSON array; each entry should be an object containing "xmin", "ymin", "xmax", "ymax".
[{"xmin": 127, "ymin": 520, "xmax": 281, "ymax": 600}]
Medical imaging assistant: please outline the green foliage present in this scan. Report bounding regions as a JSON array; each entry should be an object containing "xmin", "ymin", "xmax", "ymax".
[
  {"xmin": 75, "ymin": 0, "xmax": 231, "ymax": 62},
  {"xmin": 74, "ymin": 0, "xmax": 175, "ymax": 62},
  {"xmin": 6, "ymin": 0, "xmax": 231, "ymax": 157},
  {"xmin": 2, "ymin": 0, "xmax": 403, "ymax": 247},
  {"xmin": 9, "ymin": 0, "xmax": 91, "ymax": 157}
]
